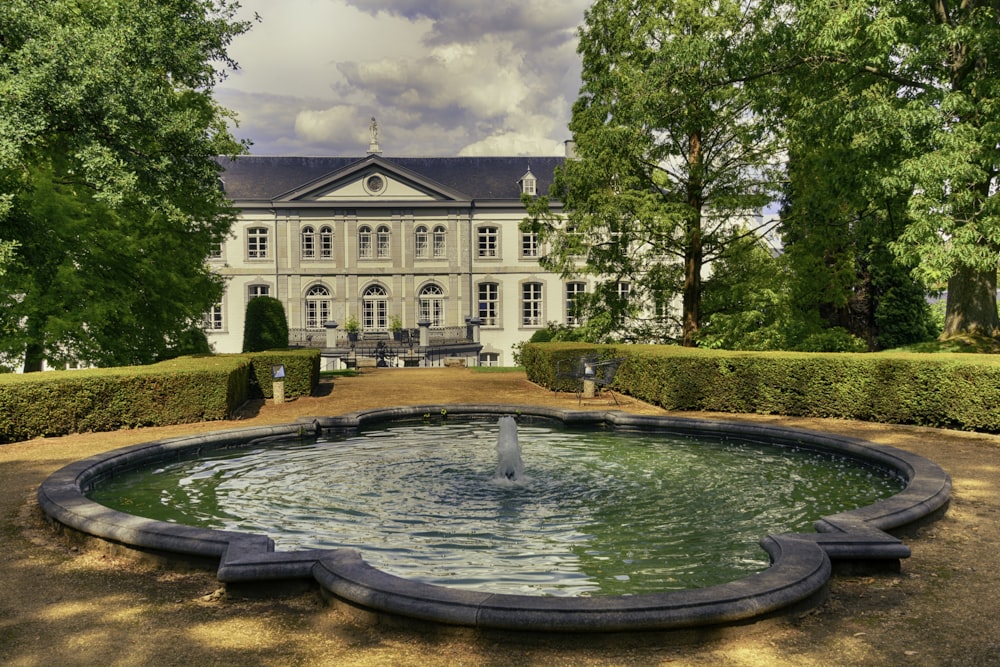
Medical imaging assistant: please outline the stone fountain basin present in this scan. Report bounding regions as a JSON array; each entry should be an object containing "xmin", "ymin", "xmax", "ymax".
[{"xmin": 37, "ymin": 405, "xmax": 951, "ymax": 633}]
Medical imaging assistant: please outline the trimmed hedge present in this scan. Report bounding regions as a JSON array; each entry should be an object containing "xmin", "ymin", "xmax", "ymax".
[
  {"xmin": 245, "ymin": 349, "xmax": 320, "ymax": 399},
  {"xmin": 0, "ymin": 356, "xmax": 251, "ymax": 443},
  {"xmin": 0, "ymin": 350, "xmax": 320, "ymax": 444},
  {"xmin": 523, "ymin": 343, "xmax": 1000, "ymax": 432}
]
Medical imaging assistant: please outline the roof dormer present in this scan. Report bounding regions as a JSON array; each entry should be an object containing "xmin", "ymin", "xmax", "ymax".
[{"xmin": 519, "ymin": 167, "xmax": 537, "ymax": 196}]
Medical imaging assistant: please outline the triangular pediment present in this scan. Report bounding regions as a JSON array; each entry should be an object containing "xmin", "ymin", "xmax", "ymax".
[{"xmin": 274, "ymin": 156, "xmax": 470, "ymax": 203}]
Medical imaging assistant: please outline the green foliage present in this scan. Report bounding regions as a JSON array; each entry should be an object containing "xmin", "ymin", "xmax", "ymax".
[
  {"xmin": 0, "ymin": 356, "xmax": 251, "ymax": 443},
  {"xmin": 242, "ymin": 297, "xmax": 289, "ymax": 353},
  {"xmin": 525, "ymin": 0, "xmax": 785, "ymax": 347},
  {"xmin": 0, "ymin": 0, "xmax": 250, "ymax": 371},
  {"xmin": 698, "ymin": 233, "xmax": 793, "ymax": 350},
  {"xmin": 525, "ymin": 343, "xmax": 1000, "ymax": 432},
  {"xmin": 783, "ymin": 0, "xmax": 1000, "ymax": 337},
  {"xmin": 245, "ymin": 350, "xmax": 320, "ymax": 399}
]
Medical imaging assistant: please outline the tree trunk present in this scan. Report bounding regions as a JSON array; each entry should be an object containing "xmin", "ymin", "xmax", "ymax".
[
  {"xmin": 682, "ymin": 130, "xmax": 704, "ymax": 347},
  {"xmin": 682, "ymin": 236, "xmax": 702, "ymax": 347},
  {"xmin": 943, "ymin": 263, "xmax": 1000, "ymax": 338},
  {"xmin": 22, "ymin": 342, "xmax": 45, "ymax": 373}
]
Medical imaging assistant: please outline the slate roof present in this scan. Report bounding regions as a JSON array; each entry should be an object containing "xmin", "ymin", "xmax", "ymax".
[{"xmin": 217, "ymin": 155, "xmax": 566, "ymax": 202}]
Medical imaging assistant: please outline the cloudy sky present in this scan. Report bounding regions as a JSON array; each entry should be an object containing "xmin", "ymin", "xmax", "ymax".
[{"xmin": 215, "ymin": 0, "xmax": 590, "ymax": 157}]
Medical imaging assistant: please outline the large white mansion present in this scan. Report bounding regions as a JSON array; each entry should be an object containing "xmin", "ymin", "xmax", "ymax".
[{"xmin": 207, "ymin": 140, "xmax": 577, "ymax": 367}]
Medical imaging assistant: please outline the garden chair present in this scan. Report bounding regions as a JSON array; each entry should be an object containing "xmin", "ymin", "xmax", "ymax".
[{"xmin": 591, "ymin": 358, "xmax": 625, "ymax": 406}]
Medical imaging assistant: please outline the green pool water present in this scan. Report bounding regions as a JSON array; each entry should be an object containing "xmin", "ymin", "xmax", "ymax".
[{"xmin": 90, "ymin": 419, "xmax": 904, "ymax": 596}]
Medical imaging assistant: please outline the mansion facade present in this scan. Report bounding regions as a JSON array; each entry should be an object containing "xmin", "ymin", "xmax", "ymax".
[{"xmin": 207, "ymin": 146, "xmax": 577, "ymax": 367}]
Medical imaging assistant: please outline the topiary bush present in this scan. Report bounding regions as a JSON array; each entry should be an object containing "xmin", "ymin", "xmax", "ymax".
[{"xmin": 242, "ymin": 296, "xmax": 289, "ymax": 352}]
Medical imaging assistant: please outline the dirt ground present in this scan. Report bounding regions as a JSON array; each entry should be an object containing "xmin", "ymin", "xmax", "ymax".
[{"xmin": 2, "ymin": 368, "xmax": 999, "ymax": 666}]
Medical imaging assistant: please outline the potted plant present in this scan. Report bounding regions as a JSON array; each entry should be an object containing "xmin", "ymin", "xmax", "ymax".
[
  {"xmin": 389, "ymin": 315, "xmax": 403, "ymax": 341},
  {"xmin": 344, "ymin": 315, "xmax": 360, "ymax": 343}
]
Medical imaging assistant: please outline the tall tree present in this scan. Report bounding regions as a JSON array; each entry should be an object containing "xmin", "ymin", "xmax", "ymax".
[
  {"xmin": 0, "ymin": 0, "xmax": 250, "ymax": 371},
  {"xmin": 525, "ymin": 0, "xmax": 784, "ymax": 346},
  {"xmin": 786, "ymin": 0, "xmax": 1000, "ymax": 339}
]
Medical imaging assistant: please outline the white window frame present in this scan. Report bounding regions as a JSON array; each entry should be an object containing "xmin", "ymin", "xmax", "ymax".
[
  {"xmin": 418, "ymin": 283, "xmax": 445, "ymax": 327},
  {"xmin": 358, "ymin": 225, "xmax": 373, "ymax": 259},
  {"xmin": 432, "ymin": 225, "xmax": 447, "ymax": 257},
  {"xmin": 247, "ymin": 227, "xmax": 269, "ymax": 259},
  {"xmin": 301, "ymin": 225, "xmax": 316, "ymax": 259},
  {"xmin": 415, "ymin": 225, "xmax": 429, "ymax": 258},
  {"xmin": 566, "ymin": 282, "xmax": 586, "ymax": 326},
  {"xmin": 477, "ymin": 225, "xmax": 499, "ymax": 258},
  {"xmin": 376, "ymin": 225, "xmax": 391, "ymax": 259},
  {"xmin": 480, "ymin": 352, "xmax": 500, "ymax": 367},
  {"xmin": 521, "ymin": 282, "xmax": 543, "ymax": 327},
  {"xmin": 248, "ymin": 284, "xmax": 270, "ymax": 300},
  {"xmin": 362, "ymin": 284, "xmax": 388, "ymax": 331},
  {"xmin": 478, "ymin": 282, "xmax": 499, "ymax": 327},
  {"xmin": 304, "ymin": 284, "xmax": 331, "ymax": 329},
  {"xmin": 521, "ymin": 231, "xmax": 538, "ymax": 258},
  {"xmin": 204, "ymin": 303, "xmax": 223, "ymax": 330},
  {"xmin": 319, "ymin": 225, "xmax": 333, "ymax": 259}
]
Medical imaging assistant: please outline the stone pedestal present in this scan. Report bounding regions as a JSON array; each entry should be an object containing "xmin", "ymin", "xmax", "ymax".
[{"xmin": 273, "ymin": 380, "xmax": 285, "ymax": 404}]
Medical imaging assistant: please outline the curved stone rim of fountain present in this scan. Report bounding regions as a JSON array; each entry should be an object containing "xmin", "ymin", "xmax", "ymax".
[{"xmin": 37, "ymin": 405, "xmax": 952, "ymax": 633}]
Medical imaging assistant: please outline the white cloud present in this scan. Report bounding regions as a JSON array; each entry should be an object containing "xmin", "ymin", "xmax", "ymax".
[{"xmin": 216, "ymin": 0, "xmax": 588, "ymax": 156}]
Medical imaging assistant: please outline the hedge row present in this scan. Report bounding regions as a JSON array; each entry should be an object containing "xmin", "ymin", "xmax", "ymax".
[
  {"xmin": 245, "ymin": 349, "xmax": 320, "ymax": 399},
  {"xmin": 0, "ymin": 350, "xmax": 320, "ymax": 443},
  {"xmin": 522, "ymin": 342, "xmax": 1000, "ymax": 432}
]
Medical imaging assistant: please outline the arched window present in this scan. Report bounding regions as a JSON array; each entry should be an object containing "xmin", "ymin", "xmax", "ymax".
[
  {"xmin": 304, "ymin": 284, "xmax": 331, "ymax": 329},
  {"xmin": 362, "ymin": 284, "xmax": 388, "ymax": 330},
  {"xmin": 433, "ymin": 225, "xmax": 446, "ymax": 257},
  {"xmin": 319, "ymin": 225, "xmax": 333, "ymax": 259},
  {"xmin": 415, "ymin": 225, "xmax": 429, "ymax": 258},
  {"xmin": 301, "ymin": 225, "xmax": 316, "ymax": 259},
  {"xmin": 358, "ymin": 225, "xmax": 373, "ymax": 258},
  {"xmin": 376, "ymin": 225, "xmax": 391, "ymax": 258},
  {"xmin": 418, "ymin": 283, "xmax": 445, "ymax": 327}
]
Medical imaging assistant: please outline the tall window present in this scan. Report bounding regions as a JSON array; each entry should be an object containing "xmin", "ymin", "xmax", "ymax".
[
  {"xmin": 248, "ymin": 284, "xmax": 270, "ymax": 300},
  {"xmin": 203, "ymin": 303, "xmax": 223, "ymax": 330},
  {"xmin": 521, "ymin": 282, "xmax": 543, "ymax": 326},
  {"xmin": 304, "ymin": 284, "xmax": 331, "ymax": 329},
  {"xmin": 319, "ymin": 225, "xmax": 333, "ymax": 259},
  {"xmin": 521, "ymin": 231, "xmax": 538, "ymax": 258},
  {"xmin": 362, "ymin": 284, "xmax": 388, "ymax": 330},
  {"xmin": 477, "ymin": 226, "xmax": 498, "ymax": 258},
  {"xmin": 376, "ymin": 225, "xmax": 391, "ymax": 258},
  {"xmin": 415, "ymin": 225, "xmax": 429, "ymax": 258},
  {"xmin": 433, "ymin": 225, "xmax": 447, "ymax": 257},
  {"xmin": 358, "ymin": 225, "xmax": 373, "ymax": 258},
  {"xmin": 478, "ymin": 282, "xmax": 499, "ymax": 326},
  {"xmin": 566, "ymin": 282, "xmax": 586, "ymax": 326},
  {"xmin": 418, "ymin": 283, "xmax": 445, "ymax": 327},
  {"xmin": 301, "ymin": 225, "xmax": 316, "ymax": 258},
  {"xmin": 247, "ymin": 227, "xmax": 269, "ymax": 259}
]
